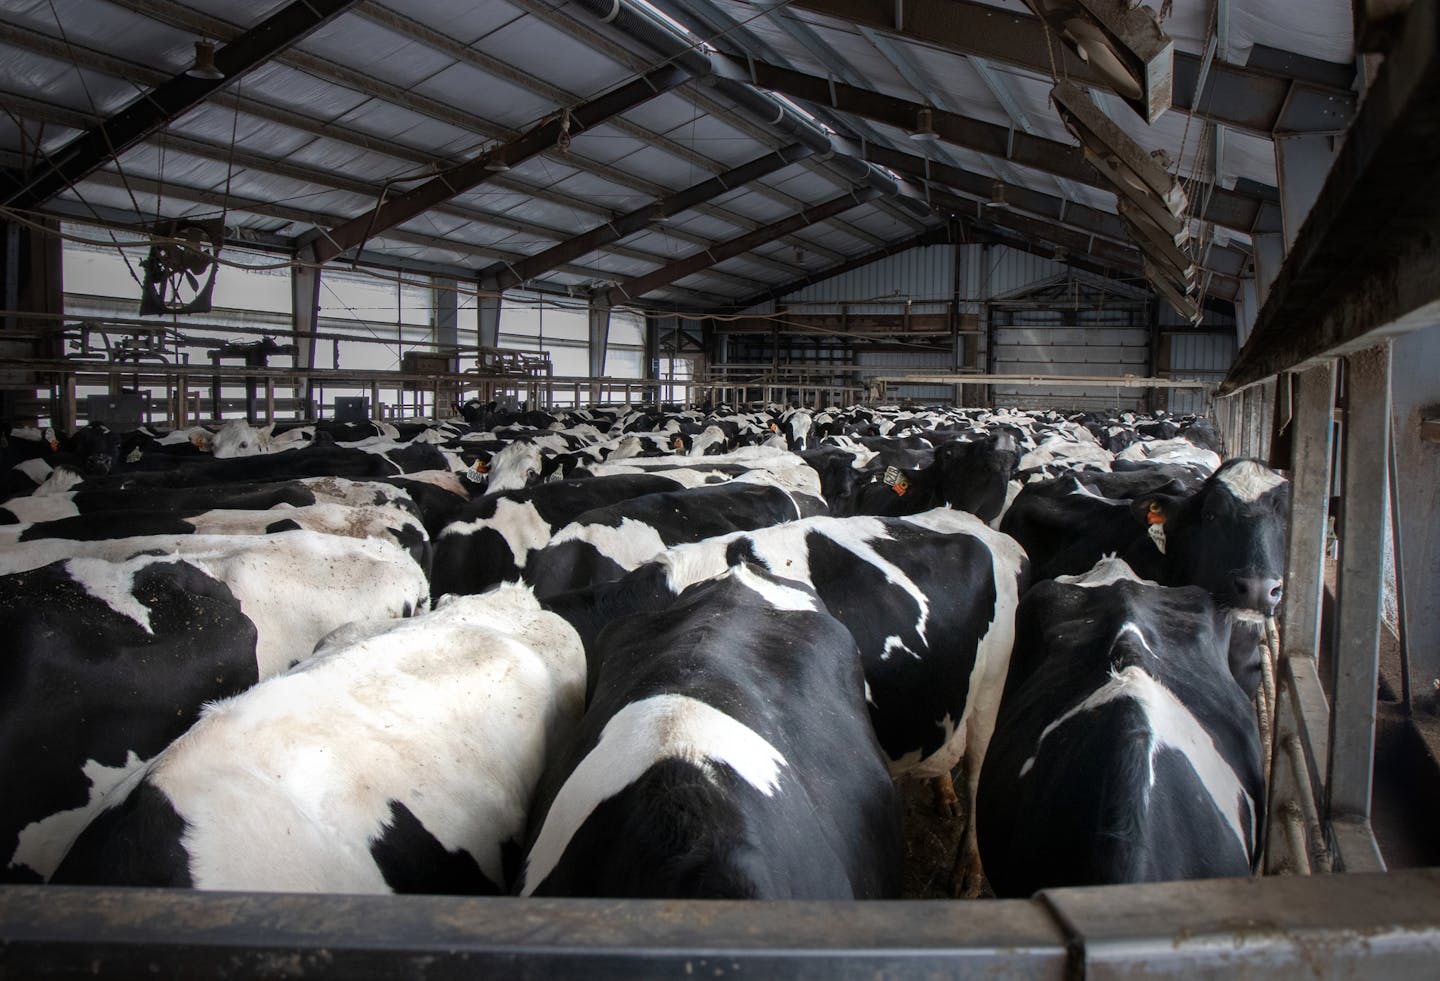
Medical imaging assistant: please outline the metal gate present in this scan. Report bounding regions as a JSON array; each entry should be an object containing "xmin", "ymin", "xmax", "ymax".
[{"xmin": 990, "ymin": 307, "xmax": 1150, "ymax": 411}]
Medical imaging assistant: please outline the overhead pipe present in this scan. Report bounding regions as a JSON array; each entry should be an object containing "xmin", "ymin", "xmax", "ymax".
[{"xmin": 569, "ymin": 0, "xmax": 934, "ymax": 222}]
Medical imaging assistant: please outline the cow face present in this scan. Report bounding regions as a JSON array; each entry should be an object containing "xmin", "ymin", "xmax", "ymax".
[
  {"xmin": 211, "ymin": 420, "xmax": 274, "ymax": 459},
  {"xmin": 935, "ymin": 432, "xmax": 1019, "ymax": 522},
  {"xmin": 1132, "ymin": 458, "xmax": 1289, "ymax": 616}
]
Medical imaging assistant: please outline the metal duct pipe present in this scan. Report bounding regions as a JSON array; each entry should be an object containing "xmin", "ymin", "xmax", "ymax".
[{"xmin": 570, "ymin": 0, "xmax": 934, "ymax": 221}]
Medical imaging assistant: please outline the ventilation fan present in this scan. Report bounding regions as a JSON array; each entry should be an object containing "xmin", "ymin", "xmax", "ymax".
[
  {"xmin": 138, "ymin": 218, "xmax": 222, "ymax": 316},
  {"xmin": 1023, "ymin": 0, "xmax": 1173, "ymax": 123}
]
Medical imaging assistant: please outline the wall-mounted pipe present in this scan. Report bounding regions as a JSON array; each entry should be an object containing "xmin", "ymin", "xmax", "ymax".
[{"xmin": 569, "ymin": 0, "xmax": 934, "ymax": 221}]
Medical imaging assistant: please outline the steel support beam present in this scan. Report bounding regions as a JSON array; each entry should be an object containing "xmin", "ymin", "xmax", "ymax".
[
  {"xmin": 433, "ymin": 278, "xmax": 458, "ymax": 375},
  {"xmin": 603, "ymin": 189, "xmax": 882, "ymax": 306},
  {"xmin": 310, "ymin": 64, "xmax": 689, "ymax": 265},
  {"xmin": 1, "ymin": 0, "xmax": 360, "ymax": 212},
  {"xmin": 1221, "ymin": 0, "xmax": 1440, "ymax": 393},
  {"xmin": 785, "ymin": 0, "xmax": 1355, "ymax": 135},
  {"xmin": 477, "ymin": 275, "xmax": 501, "ymax": 352},
  {"xmin": 291, "ymin": 255, "xmax": 321, "ymax": 412},
  {"xmin": 1326, "ymin": 342, "xmax": 1391, "ymax": 873},
  {"xmin": 480, "ymin": 144, "xmax": 814, "ymax": 292},
  {"xmin": 588, "ymin": 300, "xmax": 611, "ymax": 392},
  {"xmin": 1276, "ymin": 135, "xmax": 1339, "ymax": 250},
  {"xmin": 726, "ymin": 56, "xmax": 1280, "ymax": 236}
]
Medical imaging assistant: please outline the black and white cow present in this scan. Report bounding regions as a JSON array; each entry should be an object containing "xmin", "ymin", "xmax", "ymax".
[
  {"xmin": 53, "ymin": 585, "xmax": 585, "ymax": 894},
  {"xmin": 429, "ymin": 473, "xmax": 693, "ymax": 599},
  {"xmin": 0, "ymin": 530, "xmax": 430, "ymax": 678},
  {"xmin": 1, "ymin": 555, "xmax": 259, "ymax": 882},
  {"xmin": 519, "ymin": 563, "xmax": 902, "ymax": 899},
  {"xmin": 543, "ymin": 507, "xmax": 1028, "ymax": 895},
  {"xmin": 838, "ymin": 434, "xmax": 1018, "ymax": 521},
  {"xmin": 525, "ymin": 481, "xmax": 827, "ymax": 598},
  {"xmin": 977, "ymin": 557, "xmax": 1263, "ymax": 896}
]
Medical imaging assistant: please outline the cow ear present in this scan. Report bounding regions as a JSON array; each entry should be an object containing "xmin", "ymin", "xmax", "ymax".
[
  {"xmin": 1131, "ymin": 493, "xmax": 1178, "ymax": 527},
  {"xmin": 260, "ymin": 423, "xmax": 276, "ymax": 439}
]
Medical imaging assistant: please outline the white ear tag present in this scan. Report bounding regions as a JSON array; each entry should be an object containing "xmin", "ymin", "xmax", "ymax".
[{"xmin": 1148, "ymin": 522, "xmax": 1167, "ymax": 555}]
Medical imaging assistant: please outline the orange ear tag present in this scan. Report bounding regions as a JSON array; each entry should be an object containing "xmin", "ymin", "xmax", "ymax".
[
  {"xmin": 1146, "ymin": 501, "xmax": 1165, "ymax": 525},
  {"xmin": 892, "ymin": 478, "xmax": 909, "ymax": 497},
  {"xmin": 672, "ymin": 436, "xmax": 684, "ymax": 449}
]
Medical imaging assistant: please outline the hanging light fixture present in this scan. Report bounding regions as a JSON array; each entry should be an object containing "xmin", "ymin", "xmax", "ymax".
[
  {"xmin": 908, "ymin": 107, "xmax": 939, "ymax": 141},
  {"xmin": 185, "ymin": 39, "xmax": 225, "ymax": 81},
  {"xmin": 984, "ymin": 179, "xmax": 1008, "ymax": 209}
]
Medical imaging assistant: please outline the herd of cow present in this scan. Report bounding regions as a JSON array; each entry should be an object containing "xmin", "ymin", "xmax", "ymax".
[{"xmin": 0, "ymin": 398, "xmax": 1287, "ymax": 900}]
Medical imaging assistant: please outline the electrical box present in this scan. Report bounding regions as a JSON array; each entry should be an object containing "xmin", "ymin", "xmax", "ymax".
[
  {"xmin": 334, "ymin": 396, "xmax": 369, "ymax": 423},
  {"xmin": 85, "ymin": 393, "xmax": 149, "ymax": 432}
]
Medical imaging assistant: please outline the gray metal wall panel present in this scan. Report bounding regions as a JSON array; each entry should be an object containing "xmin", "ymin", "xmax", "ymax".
[
  {"xmin": 988, "ymin": 247, "xmax": 1066, "ymax": 299},
  {"xmin": 1166, "ymin": 330, "xmax": 1235, "ymax": 415},
  {"xmin": 776, "ymin": 245, "xmax": 956, "ymax": 313}
]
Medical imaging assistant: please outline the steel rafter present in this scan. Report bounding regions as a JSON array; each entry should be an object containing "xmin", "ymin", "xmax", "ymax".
[
  {"xmin": 95, "ymin": 0, "xmax": 836, "ymax": 268},
  {"xmin": 602, "ymin": 188, "xmax": 883, "ymax": 305},
  {"xmin": 310, "ymin": 64, "xmax": 690, "ymax": 264},
  {"xmin": 723, "ymin": 55, "xmax": 1282, "ymax": 236},
  {"xmin": 480, "ymin": 144, "xmax": 816, "ymax": 292},
  {"xmin": 2, "ymin": 0, "xmax": 360, "ymax": 212},
  {"xmin": 785, "ymin": 0, "xmax": 1355, "ymax": 136},
  {"xmin": 1, "ymin": 94, "xmax": 762, "ymax": 296}
]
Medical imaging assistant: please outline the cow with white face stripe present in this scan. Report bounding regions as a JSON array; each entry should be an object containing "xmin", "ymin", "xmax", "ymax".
[
  {"xmin": 977, "ymin": 557, "xmax": 1263, "ymax": 896},
  {"xmin": 1129, "ymin": 458, "xmax": 1289, "ymax": 695},
  {"xmin": 520, "ymin": 563, "xmax": 902, "ymax": 899}
]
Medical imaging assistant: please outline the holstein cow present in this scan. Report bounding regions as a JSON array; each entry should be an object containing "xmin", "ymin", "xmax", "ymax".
[
  {"xmin": 0, "ymin": 530, "xmax": 429, "ymax": 678},
  {"xmin": 1002, "ymin": 458, "xmax": 1288, "ymax": 696},
  {"xmin": 977, "ymin": 557, "xmax": 1263, "ymax": 896},
  {"xmin": 520, "ymin": 563, "xmax": 902, "ymax": 899},
  {"xmin": 7, "ymin": 501, "xmax": 430, "ymax": 572},
  {"xmin": 1, "ymin": 555, "xmax": 259, "ymax": 882},
  {"xmin": 838, "ymin": 434, "xmax": 1018, "ymax": 521},
  {"xmin": 429, "ymin": 473, "xmax": 694, "ymax": 600},
  {"xmin": 525, "ymin": 480, "xmax": 827, "ymax": 598},
  {"xmin": 54, "ymin": 586, "xmax": 585, "ymax": 894},
  {"xmin": 544, "ymin": 508, "xmax": 1028, "ymax": 896}
]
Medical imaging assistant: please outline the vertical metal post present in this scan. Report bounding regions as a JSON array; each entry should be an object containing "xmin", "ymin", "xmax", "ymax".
[
  {"xmin": 1387, "ymin": 324, "xmax": 1440, "ymax": 708},
  {"xmin": 588, "ymin": 298, "xmax": 611, "ymax": 406},
  {"xmin": 1325, "ymin": 341, "xmax": 1391, "ymax": 873},
  {"xmin": 292, "ymin": 251, "xmax": 321, "ymax": 416},
  {"xmin": 1283, "ymin": 362, "xmax": 1338, "ymax": 665},
  {"xmin": 477, "ymin": 274, "xmax": 501, "ymax": 351}
]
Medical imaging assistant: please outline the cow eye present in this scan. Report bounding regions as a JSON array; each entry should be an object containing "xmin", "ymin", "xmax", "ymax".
[
  {"xmin": 1204, "ymin": 510, "xmax": 1216, "ymax": 522},
  {"xmin": 239, "ymin": 442, "xmax": 249, "ymax": 449}
]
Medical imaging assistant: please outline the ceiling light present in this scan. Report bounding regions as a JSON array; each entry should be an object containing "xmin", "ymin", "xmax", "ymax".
[
  {"xmin": 185, "ymin": 40, "xmax": 225, "ymax": 81},
  {"xmin": 908, "ymin": 107, "xmax": 939, "ymax": 142},
  {"xmin": 983, "ymin": 180, "xmax": 1008, "ymax": 209}
]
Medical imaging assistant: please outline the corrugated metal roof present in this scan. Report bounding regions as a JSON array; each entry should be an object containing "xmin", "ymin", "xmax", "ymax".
[{"xmin": 0, "ymin": 0, "xmax": 1360, "ymax": 313}]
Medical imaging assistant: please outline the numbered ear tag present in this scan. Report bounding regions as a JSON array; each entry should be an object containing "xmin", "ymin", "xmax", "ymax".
[
  {"xmin": 463, "ymin": 459, "xmax": 488, "ymax": 483},
  {"xmin": 125, "ymin": 446, "xmax": 143, "ymax": 464},
  {"xmin": 1148, "ymin": 522, "xmax": 1167, "ymax": 554},
  {"xmin": 892, "ymin": 477, "xmax": 910, "ymax": 497},
  {"xmin": 882, "ymin": 466, "xmax": 901, "ymax": 486}
]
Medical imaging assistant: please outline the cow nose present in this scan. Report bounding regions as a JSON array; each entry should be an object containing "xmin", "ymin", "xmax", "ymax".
[{"xmin": 1233, "ymin": 576, "xmax": 1283, "ymax": 615}]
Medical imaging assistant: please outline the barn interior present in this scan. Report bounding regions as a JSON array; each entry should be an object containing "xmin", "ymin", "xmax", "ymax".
[{"xmin": 1, "ymin": 0, "xmax": 1438, "ymax": 975}]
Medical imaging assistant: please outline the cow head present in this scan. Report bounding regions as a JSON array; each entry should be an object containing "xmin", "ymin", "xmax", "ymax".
[
  {"xmin": 1130, "ymin": 458, "xmax": 1288, "ymax": 697},
  {"xmin": 935, "ymin": 431, "xmax": 1019, "ymax": 522},
  {"xmin": 1131, "ymin": 459, "xmax": 1289, "ymax": 614},
  {"xmin": 482, "ymin": 441, "xmax": 545, "ymax": 495},
  {"xmin": 211, "ymin": 420, "xmax": 275, "ymax": 459}
]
